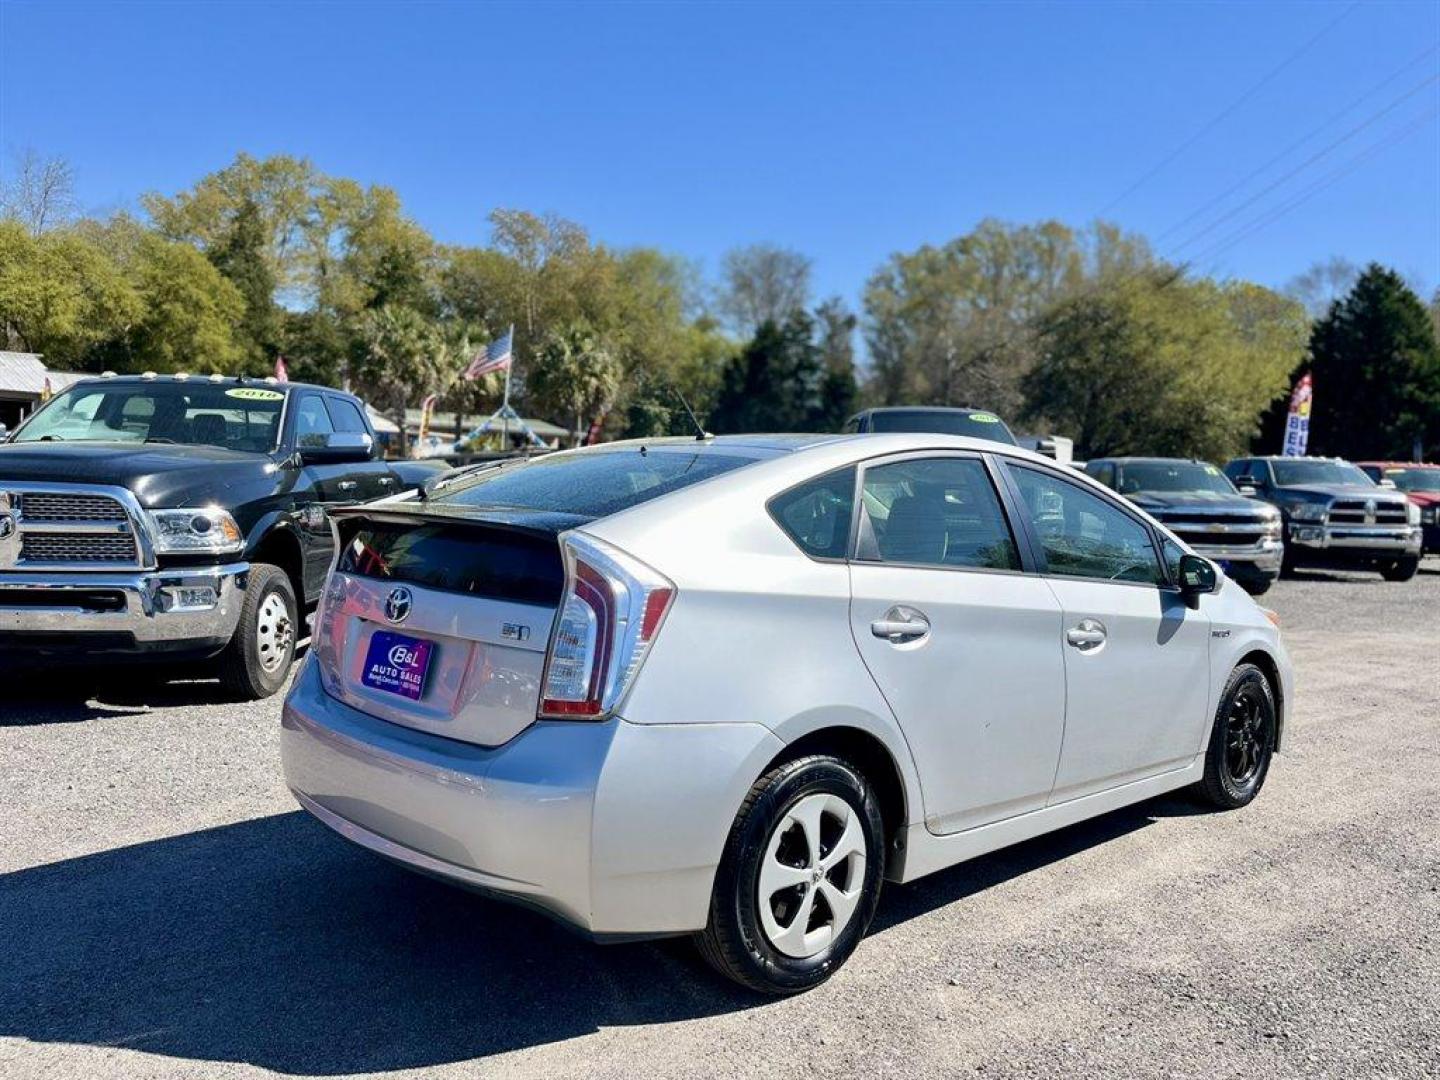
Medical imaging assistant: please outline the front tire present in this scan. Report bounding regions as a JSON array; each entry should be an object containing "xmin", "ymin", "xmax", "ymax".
[
  {"xmin": 216, "ymin": 563, "xmax": 298, "ymax": 700},
  {"xmin": 1380, "ymin": 556, "xmax": 1420, "ymax": 582},
  {"xmin": 696, "ymin": 754, "xmax": 885, "ymax": 995},
  {"xmin": 1194, "ymin": 663, "xmax": 1277, "ymax": 809}
]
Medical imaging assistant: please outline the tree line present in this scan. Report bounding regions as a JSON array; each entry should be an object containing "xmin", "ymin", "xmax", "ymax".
[{"xmin": 2, "ymin": 150, "xmax": 1437, "ymax": 460}]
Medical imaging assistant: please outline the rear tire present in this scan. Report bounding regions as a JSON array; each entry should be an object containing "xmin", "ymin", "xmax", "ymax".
[
  {"xmin": 1380, "ymin": 556, "xmax": 1420, "ymax": 582},
  {"xmin": 1194, "ymin": 663, "xmax": 1276, "ymax": 810},
  {"xmin": 216, "ymin": 563, "xmax": 298, "ymax": 700},
  {"xmin": 696, "ymin": 754, "xmax": 885, "ymax": 995}
]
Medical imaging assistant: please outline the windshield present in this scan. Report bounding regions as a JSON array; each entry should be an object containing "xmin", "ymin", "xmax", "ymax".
[
  {"xmin": 14, "ymin": 382, "xmax": 286, "ymax": 452},
  {"xmin": 1380, "ymin": 467, "xmax": 1440, "ymax": 493},
  {"xmin": 1271, "ymin": 460, "xmax": 1373, "ymax": 487},
  {"xmin": 434, "ymin": 447, "xmax": 758, "ymax": 517},
  {"xmin": 864, "ymin": 409, "xmax": 1017, "ymax": 444},
  {"xmin": 1118, "ymin": 462, "xmax": 1236, "ymax": 496}
]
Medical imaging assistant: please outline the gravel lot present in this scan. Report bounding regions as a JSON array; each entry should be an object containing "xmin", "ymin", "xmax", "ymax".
[{"xmin": 3, "ymin": 563, "xmax": 1437, "ymax": 1080}]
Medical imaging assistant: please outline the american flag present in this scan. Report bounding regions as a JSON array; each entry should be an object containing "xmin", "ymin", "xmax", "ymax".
[{"xmin": 463, "ymin": 327, "xmax": 513, "ymax": 381}]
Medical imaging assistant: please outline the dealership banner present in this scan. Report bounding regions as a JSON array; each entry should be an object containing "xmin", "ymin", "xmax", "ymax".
[{"xmin": 1282, "ymin": 373, "xmax": 1312, "ymax": 457}]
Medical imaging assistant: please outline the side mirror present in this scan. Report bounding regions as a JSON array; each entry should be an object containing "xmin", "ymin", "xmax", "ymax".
[
  {"xmin": 1235, "ymin": 474, "xmax": 1261, "ymax": 489},
  {"xmin": 1377, "ymin": 478, "xmax": 1397, "ymax": 490},
  {"xmin": 1237, "ymin": 484, "xmax": 1258, "ymax": 497},
  {"xmin": 0, "ymin": 423, "xmax": 8, "ymax": 442},
  {"xmin": 1178, "ymin": 553, "xmax": 1220, "ymax": 609},
  {"xmin": 298, "ymin": 431, "xmax": 373, "ymax": 464}
]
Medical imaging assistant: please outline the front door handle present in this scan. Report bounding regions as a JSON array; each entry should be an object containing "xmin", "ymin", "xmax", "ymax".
[
  {"xmin": 1066, "ymin": 618, "xmax": 1107, "ymax": 651},
  {"xmin": 871, "ymin": 605, "xmax": 930, "ymax": 644},
  {"xmin": 338, "ymin": 480, "xmax": 358, "ymax": 492}
]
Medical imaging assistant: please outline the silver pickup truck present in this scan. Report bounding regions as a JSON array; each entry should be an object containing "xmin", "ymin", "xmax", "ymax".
[{"xmin": 1223, "ymin": 456, "xmax": 1422, "ymax": 582}]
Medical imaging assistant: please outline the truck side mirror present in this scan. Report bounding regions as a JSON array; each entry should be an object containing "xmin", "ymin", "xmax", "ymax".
[
  {"xmin": 1377, "ymin": 478, "xmax": 1398, "ymax": 490},
  {"xmin": 299, "ymin": 431, "xmax": 373, "ymax": 464},
  {"xmin": 1178, "ymin": 553, "xmax": 1220, "ymax": 609},
  {"xmin": 0, "ymin": 422, "xmax": 8, "ymax": 442}
]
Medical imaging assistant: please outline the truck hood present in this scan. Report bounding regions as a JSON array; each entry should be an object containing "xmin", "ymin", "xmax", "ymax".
[
  {"xmin": 0, "ymin": 441, "xmax": 277, "ymax": 509},
  {"xmin": 1402, "ymin": 490, "xmax": 1440, "ymax": 507},
  {"xmin": 1128, "ymin": 490, "xmax": 1270, "ymax": 514},
  {"xmin": 1275, "ymin": 483, "xmax": 1409, "ymax": 504}
]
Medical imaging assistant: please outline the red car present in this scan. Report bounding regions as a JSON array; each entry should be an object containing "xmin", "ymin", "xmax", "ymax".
[{"xmin": 1358, "ymin": 462, "xmax": 1440, "ymax": 555}]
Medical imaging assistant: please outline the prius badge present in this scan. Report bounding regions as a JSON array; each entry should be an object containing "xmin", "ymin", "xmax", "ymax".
[{"xmin": 384, "ymin": 586, "xmax": 413, "ymax": 624}]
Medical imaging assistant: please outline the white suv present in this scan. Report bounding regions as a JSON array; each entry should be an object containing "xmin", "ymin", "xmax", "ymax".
[{"xmin": 282, "ymin": 434, "xmax": 1291, "ymax": 994}]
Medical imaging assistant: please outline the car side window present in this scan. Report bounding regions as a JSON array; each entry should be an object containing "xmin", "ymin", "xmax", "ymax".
[
  {"xmin": 1006, "ymin": 465, "xmax": 1162, "ymax": 585},
  {"xmin": 325, "ymin": 396, "xmax": 369, "ymax": 434},
  {"xmin": 294, "ymin": 394, "xmax": 334, "ymax": 448},
  {"xmin": 859, "ymin": 457, "xmax": 1019, "ymax": 571},
  {"xmin": 768, "ymin": 467, "xmax": 856, "ymax": 560}
]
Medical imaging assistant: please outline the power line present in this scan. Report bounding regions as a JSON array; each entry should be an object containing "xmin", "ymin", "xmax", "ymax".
[
  {"xmin": 1156, "ymin": 43, "xmax": 1440, "ymax": 242},
  {"xmin": 1097, "ymin": 1, "xmax": 1360, "ymax": 217},
  {"xmin": 1168, "ymin": 72, "xmax": 1439, "ymax": 256},
  {"xmin": 1189, "ymin": 106, "xmax": 1439, "ymax": 268}
]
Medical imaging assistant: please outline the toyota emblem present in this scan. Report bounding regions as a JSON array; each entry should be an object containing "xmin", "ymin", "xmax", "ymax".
[{"xmin": 384, "ymin": 586, "xmax": 413, "ymax": 624}]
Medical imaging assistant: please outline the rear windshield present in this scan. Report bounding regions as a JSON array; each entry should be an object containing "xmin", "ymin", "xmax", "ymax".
[
  {"xmin": 432, "ymin": 447, "xmax": 756, "ymax": 517},
  {"xmin": 336, "ymin": 519, "xmax": 563, "ymax": 604},
  {"xmin": 864, "ymin": 410, "xmax": 1017, "ymax": 444}
]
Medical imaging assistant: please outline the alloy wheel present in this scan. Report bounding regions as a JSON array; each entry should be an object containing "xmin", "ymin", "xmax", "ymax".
[
  {"xmin": 1224, "ymin": 685, "xmax": 1270, "ymax": 785},
  {"xmin": 758, "ymin": 793, "xmax": 868, "ymax": 959}
]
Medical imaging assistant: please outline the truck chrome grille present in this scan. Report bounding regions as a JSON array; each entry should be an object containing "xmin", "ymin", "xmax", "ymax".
[
  {"xmin": 1, "ymin": 485, "xmax": 145, "ymax": 570},
  {"xmin": 1328, "ymin": 499, "xmax": 1408, "ymax": 525},
  {"xmin": 20, "ymin": 533, "xmax": 140, "ymax": 563},
  {"xmin": 19, "ymin": 492, "xmax": 129, "ymax": 522},
  {"xmin": 1154, "ymin": 511, "xmax": 1271, "ymax": 548}
]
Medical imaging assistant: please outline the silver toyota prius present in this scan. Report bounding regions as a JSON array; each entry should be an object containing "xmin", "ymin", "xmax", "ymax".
[{"xmin": 281, "ymin": 433, "xmax": 1292, "ymax": 994}]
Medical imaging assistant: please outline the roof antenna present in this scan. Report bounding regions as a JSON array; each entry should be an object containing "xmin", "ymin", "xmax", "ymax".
[{"xmin": 668, "ymin": 384, "xmax": 711, "ymax": 441}]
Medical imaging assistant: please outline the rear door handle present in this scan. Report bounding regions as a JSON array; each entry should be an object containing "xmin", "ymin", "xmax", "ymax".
[
  {"xmin": 871, "ymin": 606, "xmax": 930, "ymax": 644},
  {"xmin": 1065, "ymin": 618, "xmax": 1107, "ymax": 651}
]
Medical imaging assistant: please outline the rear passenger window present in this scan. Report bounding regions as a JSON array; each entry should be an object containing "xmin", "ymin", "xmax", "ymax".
[
  {"xmin": 325, "ymin": 397, "xmax": 369, "ymax": 434},
  {"xmin": 1007, "ymin": 465, "xmax": 1162, "ymax": 585},
  {"xmin": 768, "ymin": 467, "xmax": 855, "ymax": 560},
  {"xmin": 860, "ymin": 457, "xmax": 1019, "ymax": 570}
]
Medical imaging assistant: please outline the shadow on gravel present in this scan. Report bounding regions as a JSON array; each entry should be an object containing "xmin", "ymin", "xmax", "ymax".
[
  {"xmin": 872, "ymin": 793, "xmax": 1207, "ymax": 934},
  {"xmin": 0, "ymin": 663, "xmax": 301, "ymax": 722},
  {"xmin": 0, "ymin": 793, "xmax": 1216, "ymax": 1074}
]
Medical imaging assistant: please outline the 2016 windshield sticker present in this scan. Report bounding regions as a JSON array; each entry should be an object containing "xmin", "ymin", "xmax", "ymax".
[
  {"xmin": 225, "ymin": 387, "xmax": 285, "ymax": 402},
  {"xmin": 1204, "ymin": 465, "xmax": 1221, "ymax": 475},
  {"xmin": 968, "ymin": 412, "xmax": 1000, "ymax": 423}
]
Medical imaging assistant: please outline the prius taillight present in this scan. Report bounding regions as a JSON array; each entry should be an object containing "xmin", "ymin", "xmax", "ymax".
[{"xmin": 538, "ymin": 534, "xmax": 675, "ymax": 720}]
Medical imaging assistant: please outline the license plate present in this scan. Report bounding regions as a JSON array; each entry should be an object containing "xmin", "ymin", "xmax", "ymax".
[{"xmin": 361, "ymin": 630, "xmax": 434, "ymax": 701}]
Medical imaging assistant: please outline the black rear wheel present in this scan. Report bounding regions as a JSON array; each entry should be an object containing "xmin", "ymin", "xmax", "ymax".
[{"xmin": 1195, "ymin": 663, "xmax": 1277, "ymax": 809}]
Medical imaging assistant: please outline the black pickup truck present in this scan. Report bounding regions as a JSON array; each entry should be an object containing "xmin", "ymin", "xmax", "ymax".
[
  {"xmin": 0, "ymin": 374, "xmax": 447, "ymax": 697},
  {"xmin": 1223, "ymin": 455, "xmax": 1423, "ymax": 582}
]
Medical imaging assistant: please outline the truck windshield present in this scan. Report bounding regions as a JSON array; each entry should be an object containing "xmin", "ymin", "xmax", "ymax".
[
  {"xmin": 1118, "ymin": 462, "xmax": 1236, "ymax": 496},
  {"xmin": 1379, "ymin": 467, "xmax": 1440, "ymax": 493},
  {"xmin": 1271, "ymin": 460, "xmax": 1373, "ymax": 487},
  {"xmin": 14, "ymin": 382, "xmax": 286, "ymax": 452},
  {"xmin": 863, "ymin": 410, "xmax": 1018, "ymax": 445}
]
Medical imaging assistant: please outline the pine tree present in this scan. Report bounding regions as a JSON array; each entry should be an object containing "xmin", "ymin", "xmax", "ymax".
[{"xmin": 1307, "ymin": 264, "xmax": 1440, "ymax": 460}]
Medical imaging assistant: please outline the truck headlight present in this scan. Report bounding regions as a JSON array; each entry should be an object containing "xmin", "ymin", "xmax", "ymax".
[
  {"xmin": 1406, "ymin": 502, "xmax": 1421, "ymax": 526},
  {"xmin": 145, "ymin": 508, "xmax": 244, "ymax": 555},
  {"xmin": 1423, "ymin": 506, "xmax": 1438, "ymax": 524},
  {"xmin": 1285, "ymin": 502, "xmax": 1326, "ymax": 522},
  {"xmin": 1262, "ymin": 514, "xmax": 1282, "ymax": 539}
]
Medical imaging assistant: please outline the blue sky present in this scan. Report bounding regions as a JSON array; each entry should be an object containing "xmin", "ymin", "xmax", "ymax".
[{"xmin": 2, "ymin": 0, "xmax": 1437, "ymax": 310}]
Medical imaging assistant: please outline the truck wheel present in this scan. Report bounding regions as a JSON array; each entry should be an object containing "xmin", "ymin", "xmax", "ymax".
[
  {"xmin": 1238, "ymin": 576, "xmax": 1273, "ymax": 597},
  {"xmin": 1380, "ymin": 556, "xmax": 1420, "ymax": 582},
  {"xmin": 217, "ymin": 563, "xmax": 297, "ymax": 700},
  {"xmin": 696, "ymin": 754, "xmax": 885, "ymax": 995}
]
